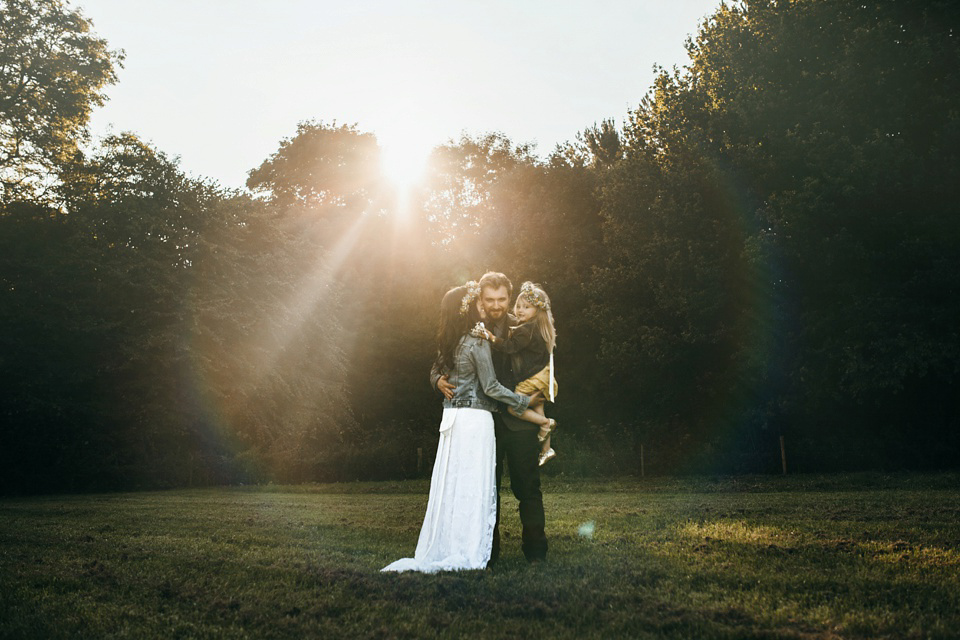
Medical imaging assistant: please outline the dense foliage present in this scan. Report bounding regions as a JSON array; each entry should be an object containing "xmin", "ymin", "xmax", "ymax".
[
  {"xmin": 591, "ymin": 0, "xmax": 960, "ymax": 472},
  {"xmin": 0, "ymin": 0, "xmax": 121, "ymax": 204},
  {"xmin": 2, "ymin": 0, "xmax": 958, "ymax": 492}
]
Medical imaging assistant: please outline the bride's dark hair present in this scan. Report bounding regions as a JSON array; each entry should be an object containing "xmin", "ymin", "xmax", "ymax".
[{"xmin": 435, "ymin": 285, "xmax": 481, "ymax": 373}]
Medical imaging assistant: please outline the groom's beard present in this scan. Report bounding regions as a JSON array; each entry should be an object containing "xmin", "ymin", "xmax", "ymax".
[{"xmin": 483, "ymin": 308, "xmax": 506, "ymax": 323}]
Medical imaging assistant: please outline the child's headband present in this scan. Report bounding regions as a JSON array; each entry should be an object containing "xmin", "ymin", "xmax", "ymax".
[{"xmin": 519, "ymin": 282, "xmax": 549, "ymax": 310}]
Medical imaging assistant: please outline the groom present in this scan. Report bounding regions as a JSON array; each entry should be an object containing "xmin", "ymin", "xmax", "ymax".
[{"xmin": 434, "ymin": 271, "xmax": 548, "ymax": 564}]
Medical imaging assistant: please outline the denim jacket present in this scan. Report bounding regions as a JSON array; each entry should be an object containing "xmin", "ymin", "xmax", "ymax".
[{"xmin": 438, "ymin": 335, "xmax": 531, "ymax": 414}]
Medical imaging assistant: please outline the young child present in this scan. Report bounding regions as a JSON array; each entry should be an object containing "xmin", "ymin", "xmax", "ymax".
[{"xmin": 480, "ymin": 282, "xmax": 558, "ymax": 466}]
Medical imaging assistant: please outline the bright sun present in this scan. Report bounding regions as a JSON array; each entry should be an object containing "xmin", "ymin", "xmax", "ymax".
[{"xmin": 379, "ymin": 133, "xmax": 433, "ymax": 193}]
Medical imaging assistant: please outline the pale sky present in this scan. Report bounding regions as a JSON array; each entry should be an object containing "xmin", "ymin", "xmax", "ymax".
[{"xmin": 80, "ymin": 0, "xmax": 723, "ymax": 190}]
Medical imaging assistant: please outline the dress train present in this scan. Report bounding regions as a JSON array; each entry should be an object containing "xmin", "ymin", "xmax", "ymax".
[{"xmin": 381, "ymin": 408, "xmax": 497, "ymax": 573}]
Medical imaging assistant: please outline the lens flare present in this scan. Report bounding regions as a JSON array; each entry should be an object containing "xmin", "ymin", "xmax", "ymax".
[{"xmin": 578, "ymin": 520, "xmax": 596, "ymax": 539}]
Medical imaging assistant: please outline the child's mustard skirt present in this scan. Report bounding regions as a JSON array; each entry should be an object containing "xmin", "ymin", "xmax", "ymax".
[{"xmin": 515, "ymin": 365, "xmax": 558, "ymax": 400}]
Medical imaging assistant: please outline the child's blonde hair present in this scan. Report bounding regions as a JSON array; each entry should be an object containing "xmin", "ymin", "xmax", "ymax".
[{"xmin": 514, "ymin": 282, "xmax": 556, "ymax": 352}]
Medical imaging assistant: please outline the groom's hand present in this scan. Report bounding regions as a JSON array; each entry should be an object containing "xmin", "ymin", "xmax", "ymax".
[
  {"xmin": 437, "ymin": 375, "xmax": 455, "ymax": 400},
  {"xmin": 528, "ymin": 391, "xmax": 544, "ymax": 407}
]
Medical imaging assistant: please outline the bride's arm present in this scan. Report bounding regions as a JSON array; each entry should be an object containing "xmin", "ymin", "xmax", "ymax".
[
  {"xmin": 473, "ymin": 340, "xmax": 530, "ymax": 414},
  {"xmin": 430, "ymin": 358, "xmax": 450, "ymax": 396}
]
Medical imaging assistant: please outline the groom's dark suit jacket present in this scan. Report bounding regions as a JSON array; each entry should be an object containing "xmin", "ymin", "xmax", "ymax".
[{"xmin": 487, "ymin": 313, "xmax": 539, "ymax": 432}]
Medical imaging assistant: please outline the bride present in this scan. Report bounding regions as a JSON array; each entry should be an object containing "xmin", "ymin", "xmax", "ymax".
[{"xmin": 382, "ymin": 282, "xmax": 534, "ymax": 573}]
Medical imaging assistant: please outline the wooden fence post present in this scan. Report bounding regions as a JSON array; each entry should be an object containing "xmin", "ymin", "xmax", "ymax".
[{"xmin": 779, "ymin": 435, "xmax": 787, "ymax": 475}]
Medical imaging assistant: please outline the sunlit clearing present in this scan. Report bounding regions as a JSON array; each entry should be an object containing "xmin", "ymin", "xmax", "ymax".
[{"xmin": 680, "ymin": 520, "xmax": 794, "ymax": 546}]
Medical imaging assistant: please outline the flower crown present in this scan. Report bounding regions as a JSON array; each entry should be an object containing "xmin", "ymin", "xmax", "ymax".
[
  {"xmin": 519, "ymin": 281, "xmax": 550, "ymax": 310},
  {"xmin": 459, "ymin": 280, "xmax": 481, "ymax": 315}
]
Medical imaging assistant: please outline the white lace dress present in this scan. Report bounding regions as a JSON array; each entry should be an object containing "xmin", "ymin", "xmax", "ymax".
[{"xmin": 381, "ymin": 407, "xmax": 497, "ymax": 573}]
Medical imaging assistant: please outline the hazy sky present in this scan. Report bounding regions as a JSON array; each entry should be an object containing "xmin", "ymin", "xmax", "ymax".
[{"xmin": 80, "ymin": 0, "xmax": 723, "ymax": 190}]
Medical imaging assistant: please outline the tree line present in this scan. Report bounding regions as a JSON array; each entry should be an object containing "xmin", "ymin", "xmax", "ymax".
[{"xmin": 2, "ymin": 0, "xmax": 958, "ymax": 493}]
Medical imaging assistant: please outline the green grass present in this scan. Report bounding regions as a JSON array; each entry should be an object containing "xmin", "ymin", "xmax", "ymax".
[{"xmin": 2, "ymin": 473, "xmax": 958, "ymax": 639}]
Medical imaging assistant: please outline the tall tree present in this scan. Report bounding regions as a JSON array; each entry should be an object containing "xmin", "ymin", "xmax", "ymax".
[
  {"xmin": 247, "ymin": 121, "xmax": 384, "ymax": 219},
  {"xmin": 0, "ymin": 0, "xmax": 122, "ymax": 204},
  {"xmin": 1, "ymin": 130, "xmax": 358, "ymax": 492},
  {"xmin": 591, "ymin": 0, "xmax": 960, "ymax": 472}
]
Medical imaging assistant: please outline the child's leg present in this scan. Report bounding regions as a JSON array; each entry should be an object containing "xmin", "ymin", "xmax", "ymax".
[
  {"xmin": 540, "ymin": 434, "xmax": 552, "ymax": 456},
  {"xmin": 507, "ymin": 389, "xmax": 543, "ymax": 419},
  {"xmin": 531, "ymin": 404, "xmax": 552, "ymax": 442},
  {"xmin": 509, "ymin": 383, "xmax": 554, "ymax": 438},
  {"xmin": 538, "ymin": 432, "xmax": 556, "ymax": 466},
  {"xmin": 507, "ymin": 406, "xmax": 550, "ymax": 428},
  {"xmin": 532, "ymin": 406, "xmax": 556, "ymax": 461}
]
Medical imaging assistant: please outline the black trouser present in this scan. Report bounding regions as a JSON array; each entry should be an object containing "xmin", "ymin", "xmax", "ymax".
[{"xmin": 491, "ymin": 415, "xmax": 548, "ymax": 562}]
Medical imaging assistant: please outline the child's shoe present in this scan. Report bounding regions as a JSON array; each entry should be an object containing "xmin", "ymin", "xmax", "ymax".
[
  {"xmin": 538, "ymin": 448, "xmax": 556, "ymax": 466},
  {"xmin": 538, "ymin": 419, "xmax": 557, "ymax": 442}
]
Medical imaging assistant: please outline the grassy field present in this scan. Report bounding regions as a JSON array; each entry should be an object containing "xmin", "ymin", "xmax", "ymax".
[{"xmin": 1, "ymin": 473, "xmax": 958, "ymax": 639}]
